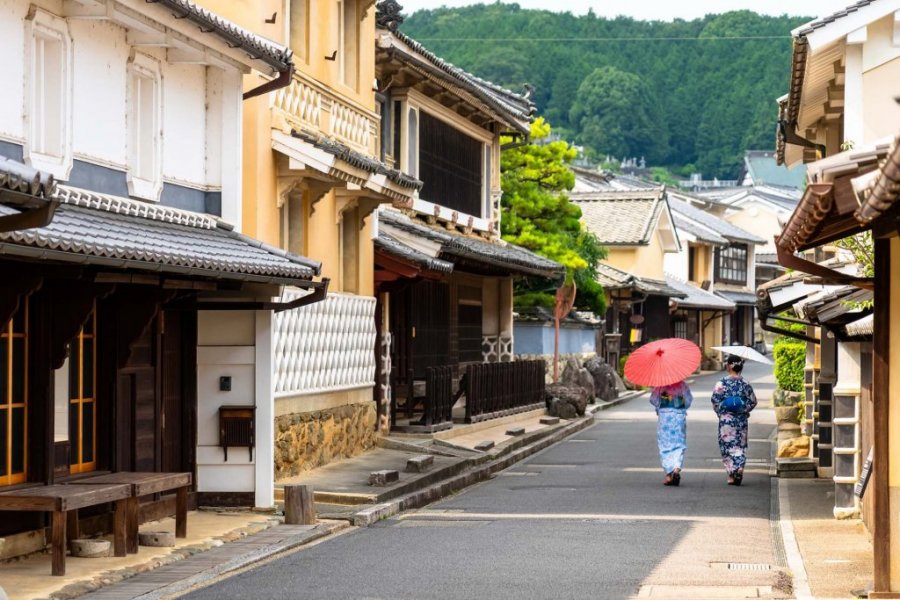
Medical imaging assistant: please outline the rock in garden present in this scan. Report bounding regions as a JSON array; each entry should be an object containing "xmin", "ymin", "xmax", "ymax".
[
  {"xmin": 583, "ymin": 357, "xmax": 620, "ymax": 402},
  {"xmin": 777, "ymin": 435, "xmax": 810, "ymax": 458},
  {"xmin": 545, "ymin": 383, "xmax": 589, "ymax": 419}
]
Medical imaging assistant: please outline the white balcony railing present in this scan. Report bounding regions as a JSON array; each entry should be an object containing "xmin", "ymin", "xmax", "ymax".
[{"xmin": 272, "ymin": 72, "xmax": 379, "ymax": 157}]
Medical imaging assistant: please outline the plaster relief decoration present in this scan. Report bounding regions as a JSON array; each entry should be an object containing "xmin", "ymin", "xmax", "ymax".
[
  {"xmin": 379, "ymin": 332, "xmax": 392, "ymax": 432},
  {"xmin": 482, "ymin": 335, "xmax": 513, "ymax": 363},
  {"xmin": 272, "ymin": 76, "xmax": 322, "ymax": 132},
  {"xmin": 274, "ymin": 291, "xmax": 377, "ymax": 396}
]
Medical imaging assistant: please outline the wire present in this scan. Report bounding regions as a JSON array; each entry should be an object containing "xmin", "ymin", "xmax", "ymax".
[{"xmin": 414, "ymin": 36, "xmax": 792, "ymax": 42}]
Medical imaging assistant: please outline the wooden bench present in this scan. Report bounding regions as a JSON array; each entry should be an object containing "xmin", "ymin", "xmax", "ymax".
[
  {"xmin": 72, "ymin": 472, "xmax": 192, "ymax": 554},
  {"xmin": 0, "ymin": 483, "xmax": 130, "ymax": 575}
]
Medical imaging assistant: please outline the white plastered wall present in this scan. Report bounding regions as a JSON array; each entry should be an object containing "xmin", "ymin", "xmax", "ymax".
[{"xmin": 196, "ymin": 309, "xmax": 274, "ymax": 508}]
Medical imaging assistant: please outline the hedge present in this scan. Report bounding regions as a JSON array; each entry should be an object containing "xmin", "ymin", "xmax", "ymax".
[{"xmin": 774, "ymin": 341, "xmax": 805, "ymax": 392}]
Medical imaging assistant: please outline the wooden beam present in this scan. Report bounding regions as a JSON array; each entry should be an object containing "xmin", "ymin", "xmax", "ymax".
[{"xmin": 873, "ymin": 236, "xmax": 891, "ymax": 593}]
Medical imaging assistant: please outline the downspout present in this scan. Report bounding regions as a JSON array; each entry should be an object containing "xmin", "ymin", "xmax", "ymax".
[{"xmin": 243, "ymin": 64, "xmax": 294, "ymax": 101}]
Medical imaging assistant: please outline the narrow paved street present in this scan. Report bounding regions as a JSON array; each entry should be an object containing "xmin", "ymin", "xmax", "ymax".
[{"xmin": 183, "ymin": 364, "xmax": 781, "ymax": 599}]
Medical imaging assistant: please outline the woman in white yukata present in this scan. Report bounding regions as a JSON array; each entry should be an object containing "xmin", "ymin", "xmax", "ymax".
[{"xmin": 649, "ymin": 380, "xmax": 693, "ymax": 486}]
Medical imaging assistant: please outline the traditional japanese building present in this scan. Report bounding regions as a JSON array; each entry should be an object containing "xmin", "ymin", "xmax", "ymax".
[
  {"xmin": 0, "ymin": 0, "xmax": 323, "ymax": 559},
  {"xmin": 371, "ymin": 2, "xmax": 564, "ymax": 432},
  {"xmin": 771, "ymin": 0, "xmax": 900, "ymax": 592}
]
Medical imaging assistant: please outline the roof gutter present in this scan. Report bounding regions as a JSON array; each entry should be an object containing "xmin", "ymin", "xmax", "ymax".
[
  {"xmin": 775, "ymin": 245, "xmax": 874, "ymax": 290},
  {"xmin": 243, "ymin": 64, "xmax": 294, "ymax": 101},
  {"xmin": 166, "ymin": 278, "xmax": 330, "ymax": 312}
]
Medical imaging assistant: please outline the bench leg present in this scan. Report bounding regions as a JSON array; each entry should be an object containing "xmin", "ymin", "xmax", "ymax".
[
  {"xmin": 51, "ymin": 511, "xmax": 66, "ymax": 576},
  {"xmin": 175, "ymin": 486, "xmax": 187, "ymax": 538},
  {"xmin": 126, "ymin": 496, "xmax": 140, "ymax": 554},
  {"xmin": 112, "ymin": 499, "xmax": 127, "ymax": 557}
]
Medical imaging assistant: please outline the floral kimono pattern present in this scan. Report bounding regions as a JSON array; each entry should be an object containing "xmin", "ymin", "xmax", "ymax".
[
  {"xmin": 711, "ymin": 377, "xmax": 758, "ymax": 474},
  {"xmin": 650, "ymin": 382, "xmax": 693, "ymax": 474}
]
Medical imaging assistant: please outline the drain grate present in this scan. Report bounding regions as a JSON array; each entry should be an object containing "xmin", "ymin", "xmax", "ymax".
[{"xmin": 727, "ymin": 563, "xmax": 771, "ymax": 571}]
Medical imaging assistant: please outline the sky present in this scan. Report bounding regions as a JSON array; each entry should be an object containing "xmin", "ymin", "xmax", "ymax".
[{"xmin": 399, "ymin": 0, "xmax": 855, "ymax": 22}]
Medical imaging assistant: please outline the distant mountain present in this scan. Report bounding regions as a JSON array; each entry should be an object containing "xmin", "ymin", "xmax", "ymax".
[{"xmin": 402, "ymin": 5, "xmax": 810, "ymax": 179}]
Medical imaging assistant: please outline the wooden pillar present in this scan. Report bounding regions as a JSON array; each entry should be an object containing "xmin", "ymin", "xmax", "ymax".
[
  {"xmin": 873, "ymin": 236, "xmax": 891, "ymax": 594},
  {"xmin": 283, "ymin": 485, "xmax": 316, "ymax": 525}
]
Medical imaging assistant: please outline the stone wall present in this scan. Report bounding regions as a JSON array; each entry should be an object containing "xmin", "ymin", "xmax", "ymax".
[
  {"xmin": 274, "ymin": 402, "xmax": 377, "ymax": 480},
  {"xmin": 516, "ymin": 352, "xmax": 597, "ymax": 383}
]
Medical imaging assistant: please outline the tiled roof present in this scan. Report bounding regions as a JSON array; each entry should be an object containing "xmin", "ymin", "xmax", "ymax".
[
  {"xmin": 149, "ymin": 0, "xmax": 292, "ymax": 72},
  {"xmin": 743, "ymin": 150, "xmax": 807, "ymax": 189},
  {"xmin": 794, "ymin": 284, "xmax": 873, "ymax": 322},
  {"xmin": 0, "ymin": 157, "xmax": 56, "ymax": 198},
  {"xmin": 378, "ymin": 209, "xmax": 563, "ymax": 278},
  {"xmin": 714, "ymin": 283, "xmax": 758, "ymax": 305},
  {"xmin": 0, "ymin": 183, "xmax": 319, "ymax": 285},
  {"xmin": 594, "ymin": 262, "xmax": 686, "ymax": 298},
  {"xmin": 795, "ymin": 0, "xmax": 878, "ymax": 36},
  {"xmin": 376, "ymin": 5, "xmax": 534, "ymax": 133},
  {"xmin": 845, "ymin": 313, "xmax": 874, "ymax": 337},
  {"xmin": 515, "ymin": 307, "xmax": 602, "ymax": 325},
  {"xmin": 666, "ymin": 276, "xmax": 735, "ymax": 311},
  {"xmin": 673, "ymin": 214, "xmax": 728, "ymax": 246},
  {"xmin": 856, "ymin": 132, "xmax": 900, "ymax": 224},
  {"xmin": 668, "ymin": 198, "xmax": 765, "ymax": 245},
  {"xmin": 291, "ymin": 130, "xmax": 422, "ymax": 190},
  {"xmin": 375, "ymin": 232, "xmax": 454, "ymax": 273},
  {"xmin": 571, "ymin": 189, "xmax": 666, "ymax": 245},
  {"xmin": 755, "ymin": 252, "xmax": 782, "ymax": 266}
]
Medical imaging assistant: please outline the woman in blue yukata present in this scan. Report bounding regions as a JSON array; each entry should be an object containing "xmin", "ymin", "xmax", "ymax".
[
  {"xmin": 650, "ymin": 380, "xmax": 693, "ymax": 486},
  {"xmin": 711, "ymin": 355, "xmax": 758, "ymax": 486}
]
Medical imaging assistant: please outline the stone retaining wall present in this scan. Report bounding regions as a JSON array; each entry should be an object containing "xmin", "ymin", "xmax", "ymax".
[{"xmin": 274, "ymin": 402, "xmax": 377, "ymax": 480}]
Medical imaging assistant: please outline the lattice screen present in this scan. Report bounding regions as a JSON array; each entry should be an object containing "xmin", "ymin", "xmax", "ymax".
[{"xmin": 274, "ymin": 291, "xmax": 377, "ymax": 396}]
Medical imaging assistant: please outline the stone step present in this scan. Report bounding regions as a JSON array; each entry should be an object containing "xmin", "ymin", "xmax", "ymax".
[
  {"xmin": 776, "ymin": 457, "xmax": 817, "ymax": 472},
  {"xmin": 368, "ymin": 470, "xmax": 400, "ymax": 486},
  {"xmin": 506, "ymin": 427, "xmax": 526, "ymax": 437},
  {"xmin": 474, "ymin": 440, "xmax": 495, "ymax": 452},
  {"xmin": 539, "ymin": 417, "xmax": 560, "ymax": 425},
  {"xmin": 405, "ymin": 455, "xmax": 434, "ymax": 473}
]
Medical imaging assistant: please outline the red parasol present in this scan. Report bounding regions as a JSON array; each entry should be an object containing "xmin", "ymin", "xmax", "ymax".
[{"xmin": 624, "ymin": 338, "xmax": 701, "ymax": 387}]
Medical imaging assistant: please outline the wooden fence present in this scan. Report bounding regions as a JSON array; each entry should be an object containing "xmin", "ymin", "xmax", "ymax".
[{"xmin": 464, "ymin": 360, "xmax": 546, "ymax": 423}]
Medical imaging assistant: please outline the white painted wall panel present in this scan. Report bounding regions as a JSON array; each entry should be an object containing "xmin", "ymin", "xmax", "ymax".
[
  {"xmin": 162, "ymin": 62, "xmax": 207, "ymax": 187},
  {"xmin": 0, "ymin": 0, "xmax": 28, "ymax": 142},
  {"xmin": 196, "ymin": 465, "xmax": 255, "ymax": 492},
  {"xmin": 197, "ymin": 311, "xmax": 255, "ymax": 346},
  {"xmin": 70, "ymin": 18, "xmax": 127, "ymax": 167}
]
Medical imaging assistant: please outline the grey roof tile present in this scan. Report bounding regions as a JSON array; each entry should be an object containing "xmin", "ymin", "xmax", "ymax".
[
  {"xmin": 0, "ymin": 157, "xmax": 56, "ymax": 198},
  {"xmin": 375, "ymin": 231, "xmax": 454, "ymax": 273},
  {"xmin": 571, "ymin": 189, "xmax": 666, "ymax": 245},
  {"xmin": 666, "ymin": 276, "xmax": 735, "ymax": 311},
  {"xmin": 378, "ymin": 209, "xmax": 563, "ymax": 277},
  {"xmin": 150, "ymin": 0, "xmax": 292, "ymax": 72},
  {"xmin": 0, "ymin": 183, "xmax": 319, "ymax": 284},
  {"xmin": 795, "ymin": 0, "xmax": 877, "ymax": 36},
  {"xmin": 594, "ymin": 262, "xmax": 685, "ymax": 298},
  {"xmin": 668, "ymin": 198, "xmax": 765, "ymax": 245},
  {"xmin": 673, "ymin": 214, "xmax": 728, "ymax": 246}
]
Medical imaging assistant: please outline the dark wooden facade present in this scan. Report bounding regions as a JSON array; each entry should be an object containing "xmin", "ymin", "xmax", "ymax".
[{"xmin": 0, "ymin": 261, "xmax": 198, "ymax": 541}]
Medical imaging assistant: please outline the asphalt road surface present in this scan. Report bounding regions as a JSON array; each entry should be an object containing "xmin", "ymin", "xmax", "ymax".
[{"xmin": 183, "ymin": 363, "xmax": 783, "ymax": 600}]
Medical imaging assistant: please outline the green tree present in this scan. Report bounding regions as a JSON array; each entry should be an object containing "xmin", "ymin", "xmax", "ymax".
[
  {"xmin": 569, "ymin": 66, "xmax": 670, "ymax": 164},
  {"xmin": 501, "ymin": 117, "xmax": 608, "ymax": 314}
]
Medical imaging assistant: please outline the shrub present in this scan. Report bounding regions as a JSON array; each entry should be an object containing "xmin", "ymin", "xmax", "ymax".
[
  {"xmin": 774, "ymin": 341, "xmax": 805, "ymax": 392},
  {"xmin": 618, "ymin": 353, "xmax": 629, "ymax": 377}
]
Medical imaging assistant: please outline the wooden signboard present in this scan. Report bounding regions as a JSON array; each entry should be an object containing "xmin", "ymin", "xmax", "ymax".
[{"xmin": 856, "ymin": 447, "xmax": 874, "ymax": 499}]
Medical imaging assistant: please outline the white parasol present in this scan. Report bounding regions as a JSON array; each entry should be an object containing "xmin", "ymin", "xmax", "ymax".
[{"xmin": 711, "ymin": 345, "xmax": 774, "ymax": 365}]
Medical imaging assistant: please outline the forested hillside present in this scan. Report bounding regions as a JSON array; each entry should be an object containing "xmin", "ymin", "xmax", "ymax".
[{"xmin": 402, "ymin": 5, "xmax": 810, "ymax": 178}]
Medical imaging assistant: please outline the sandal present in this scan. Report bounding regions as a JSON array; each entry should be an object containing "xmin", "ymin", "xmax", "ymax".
[
  {"xmin": 672, "ymin": 471, "xmax": 681, "ymax": 487},
  {"xmin": 663, "ymin": 472, "xmax": 675, "ymax": 486},
  {"xmin": 727, "ymin": 473, "xmax": 736, "ymax": 485},
  {"xmin": 733, "ymin": 470, "xmax": 743, "ymax": 486}
]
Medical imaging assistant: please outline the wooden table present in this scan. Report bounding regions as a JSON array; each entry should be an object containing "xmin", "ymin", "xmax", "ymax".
[
  {"xmin": 73, "ymin": 472, "xmax": 192, "ymax": 553},
  {"xmin": 0, "ymin": 483, "xmax": 130, "ymax": 575}
]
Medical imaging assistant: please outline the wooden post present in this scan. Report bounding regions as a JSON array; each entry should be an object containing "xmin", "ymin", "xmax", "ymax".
[
  {"xmin": 112, "ymin": 499, "xmax": 127, "ymax": 557},
  {"xmin": 873, "ymin": 236, "xmax": 891, "ymax": 594},
  {"xmin": 51, "ymin": 510, "xmax": 66, "ymax": 576},
  {"xmin": 283, "ymin": 485, "xmax": 316, "ymax": 525},
  {"xmin": 175, "ymin": 486, "xmax": 188, "ymax": 538},
  {"xmin": 126, "ymin": 496, "xmax": 140, "ymax": 554}
]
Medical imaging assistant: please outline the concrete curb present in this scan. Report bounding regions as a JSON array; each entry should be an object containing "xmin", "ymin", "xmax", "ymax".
[
  {"xmin": 352, "ymin": 415, "xmax": 597, "ymax": 526},
  {"xmin": 131, "ymin": 521, "xmax": 349, "ymax": 600},
  {"xmin": 589, "ymin": 390, "xmax": 644, "ymax": 414}
]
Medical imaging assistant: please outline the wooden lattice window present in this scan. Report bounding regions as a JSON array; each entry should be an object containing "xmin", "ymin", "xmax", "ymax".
[
  {"xmin": 0, "ymin": 301, "xmax": 28, "ymax": 486},
  {"xmin": 419, "ymin": 112, "xmax": 484, "ymax": 217},
  {"xmin": 69, "ymin": 309, "xmax": 96, "ymax": 474},
  {"xmin": 716, "ymin": 245, "xmax": 748, "ymax": 284}
]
